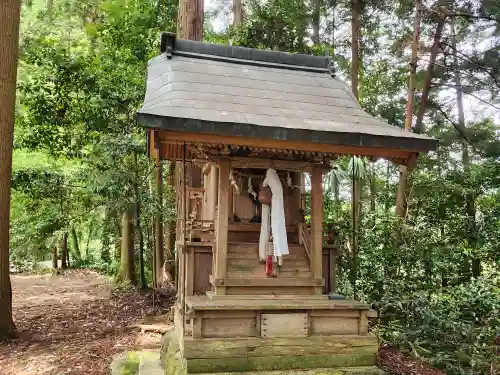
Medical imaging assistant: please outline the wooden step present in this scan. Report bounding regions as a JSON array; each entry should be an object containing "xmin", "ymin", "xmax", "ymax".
[
  {"xmin": 227, "ymin": 270, "xmax": 313, "ymax": 278},
  {"xmin": 227, "ymin": 260, "xmax": 310, "ymax": 270},
  {"xmin": 228, "ymin": 244, "xmax": 309, "ymax": 256},
  {"xmin": 227, "ymin": 253, "xmax": 308, "ymax": 261},
  {"xmin": 210, "ymin": 276, "xmax": 323, "ymax": 288}
]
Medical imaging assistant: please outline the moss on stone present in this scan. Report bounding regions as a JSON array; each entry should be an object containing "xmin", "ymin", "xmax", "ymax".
[
  {"xmin": 160, "ymin": 329, "xmax": 175, "ymax": 365},
  {"xmin": 110, "ymin": 352, "xmax": 141, "ymax": 375},
  {"xmin": 123, "ymin": 352, "xmax": 141, "ymax": 375},
  {"xmin": 160, "ymin": 326, "xmax": 383, "ymax": 375},
  {"xmin": 187, "ymin": 353, "xmax": 377, "ymax": 374},
  {"xmin": 190, "ymin": 366, "xmax": 385, "ymax": 375}
]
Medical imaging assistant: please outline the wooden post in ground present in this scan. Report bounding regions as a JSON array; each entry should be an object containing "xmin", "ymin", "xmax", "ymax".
[
  {"xmin": 214, "ymin": 158, "xmax": 230, "ymax": 295},
  {"xmin": 311, "ymin": 165, "xmax": 324, "ymax": 294}
]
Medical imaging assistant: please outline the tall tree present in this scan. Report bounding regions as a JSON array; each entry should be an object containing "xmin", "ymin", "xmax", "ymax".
[
  {"xmin": 177, "ymin": 0, "xmax": 204, "ymax": 41},
  {"xmin": 0, "ymin": 0, "xmax": 21, "ymax": 340},
  {"xmin": 395, "ymin": 0, "xmax": 422, "ymax": 219},
  {"xmin": 154, "ymin": 162, "xmax": 164, "ymax": 288},
  {"xmin": 117, "ymin": 207, "xmax": 136, "ymax": 284},
  {"xmin": 350, "ymin": 0, "xmax": 362, "ymax": 300},
  {"xmin": 351, "ymin": 0, "xmax": 361, "ymax": 100},
  {"xmin": 61, "ymin": 232, "xmax": 69, "ymax": 269},
  {"xmin": 450, "ymin": 17, "xmax": 479, "ymax": 278},
  {"xmin": 414, "ymin": 1, "xmax": 447, "ymax": 134},
  {"xmin": 70, "ymin": 228, "xmax": 81, "ymax": 260},
  {"xmin": 233, "ymin": 0, "xmax": 244, "ymax": 28},
  {"xmin": 312, "ymin": 0, "xmax": 322, "ymax": 45}
]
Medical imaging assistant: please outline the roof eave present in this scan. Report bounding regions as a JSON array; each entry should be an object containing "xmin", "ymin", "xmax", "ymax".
[{"xmin": 136, "ymin": 112, "xmax": 438, "ymax": 154}]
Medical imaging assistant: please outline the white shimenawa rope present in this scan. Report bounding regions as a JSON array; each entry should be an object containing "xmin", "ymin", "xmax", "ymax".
[
  {"xmin": 248, "ymin": 177, "xmax": 257, "ymax": 199},
  {"xmin": 258, "ymin": 168, "xmax": 289, "ymax": 261}
]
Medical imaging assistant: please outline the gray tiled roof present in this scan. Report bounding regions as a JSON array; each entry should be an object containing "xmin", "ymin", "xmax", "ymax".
[{"xmin": 137, "ymin": 37, "xmax": 437, "ymax": 152}]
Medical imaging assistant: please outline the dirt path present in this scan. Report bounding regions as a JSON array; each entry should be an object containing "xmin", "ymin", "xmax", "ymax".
[{"xmin": 0, "ymin": 270, "xmax": 173, "ymax": 375}]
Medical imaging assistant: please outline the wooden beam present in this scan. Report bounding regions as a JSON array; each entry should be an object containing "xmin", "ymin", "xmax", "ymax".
[
  {"xmin": 157, "ymin": 131, "xmax": 416, "ymax": 162},
  {"xmin": 311, "ymin": 165, "xmax": 324, "ymax": 294},
  {"xmin": 214, "ymin": 157, "xmax": 230, "ymax": 295},
  {"xmin": 185, "ymin": 295, "xmax": 370, "ymax": 310},
  {"xmin": 206, "ymin": 292, "xmax": 328, "ymax": 301},
  {"xmin": 230, "ymin": 158, "xmax": 317, "ymax": 172},
  {"xmin": 183, "ymin": 335, "xmax": 378, "ymax": 359}
]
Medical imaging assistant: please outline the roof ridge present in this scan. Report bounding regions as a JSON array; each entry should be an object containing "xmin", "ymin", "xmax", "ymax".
[{"xmin": 160, "ymin": 32, "xmax": 335, "ymax": 74}]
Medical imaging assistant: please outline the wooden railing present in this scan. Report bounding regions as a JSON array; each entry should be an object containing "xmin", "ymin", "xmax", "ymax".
[
  {"xmin": 298, "ymin": 223, "xmax": 312, "ymax": 263},
  {"xmin": 322, "ymin": 223, "xmax": 340, "ymax": 249}
]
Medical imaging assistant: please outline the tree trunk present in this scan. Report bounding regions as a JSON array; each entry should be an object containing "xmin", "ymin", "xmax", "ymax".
[
  {"xmin": 114, "ymin": 218, "xmax": 121, "ymax": 262},
  {"xmin": 370, "ymin": 162, "xmax": 376, "ymax": 212},
  {"xmin": 85, "ymin": 219, "xmax": 94, "ymax": 260},
  {"xmin": 334, "ymin": 177, "xmax": 340, "ymax": 220},
  {"xmin": 118, "ymin": 207, "xmax": 136, "ymax": 284},
  {"xmin": 165, "ymin": 162, "xmax": 176, "ymax": 262},
  {"xmin": 52, "ymin": 246, "xmax": 58, "ymax": 269},
  {"xmin": 66, "ymin": 242, "xmax": 70, "ymax": 268},
  {"xmin": 414, "ymin": 5, "xmax": 445, "ymax": 134},
  {"xmin": 61, "ymin": 232, "xmax": 69, "ymax": 269},
  {"xmin": 451, "ymin": 18, "xmax": 479, "ymax": 278},
  {"xmin": 101, "ymin": 206, "xmax": 112, "ymax": 263},
  {"xmin": 312, "ymin": 0, "xmax": 321, "ymax": 45},
  {"xmin": 71, "ymin": 228, "xmax": 80, "ymax": 260},
  {"xmin": 154, "ymin": 161, "xmax": 165, "ymax": 288},
  {"xmin": 384, "ymin": 161, "xmax": 390, "ymax": 213},
  {"xmin": 0, "ymin": 0, "xmax": 21, "ymax": 341},
  {"xmin": 350, "ymin": 0, "xmax": 362, "ymax": 299},
  {"xmin": 134, "ymin": 154, "xmax": 147, "ymax": 289},
  {"xmin": 350, "ymin": 0, "xmax": 361, "ymax": 100},
  {"xmin": 233, "ymin": 0, "xmax": 244, "ymax": 28},
  {"xmin": 47, "ymin": 0, "xmax": 54, "ymax": 23},
  {"xmin": 395, "ymin": 0, "xmax": 422, "ymax": 220},
  {"xmin": 177, "ymin": 0, "xmax": 204, "ymax": 41}
]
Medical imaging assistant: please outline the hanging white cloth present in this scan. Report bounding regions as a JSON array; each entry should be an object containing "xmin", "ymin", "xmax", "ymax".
[
  {"xmin": 259, "ymin": 204, "xmax": 270, "ymax": 261},
  {"xmin": 258, "ymin": 168, "xmax": 289, "ymax": 261}
]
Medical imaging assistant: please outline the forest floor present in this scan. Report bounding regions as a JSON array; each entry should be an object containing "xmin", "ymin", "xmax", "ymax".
[
  {"xmin": 0, "ymin": 270, "xmax": 174, "ymax": 375},
  {"xmin": 0, "ymin": 269, "xmax": 446, "ymax": 375}
]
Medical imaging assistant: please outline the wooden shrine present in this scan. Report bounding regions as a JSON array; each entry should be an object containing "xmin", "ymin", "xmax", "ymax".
[{"xmin": 138, "ymin": 33, "xmax": 437, "ymax": 374}]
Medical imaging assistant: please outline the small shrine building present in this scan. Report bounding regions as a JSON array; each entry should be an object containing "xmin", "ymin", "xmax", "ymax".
[{"xmin": 137, "ymin": 33, "xmax": 437, "ymax": 375}]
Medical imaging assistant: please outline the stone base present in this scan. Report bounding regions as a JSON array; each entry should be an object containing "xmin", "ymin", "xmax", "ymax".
[{"xmin": 161, "ymin": 330, "xmax": 386, "ymax": 375}]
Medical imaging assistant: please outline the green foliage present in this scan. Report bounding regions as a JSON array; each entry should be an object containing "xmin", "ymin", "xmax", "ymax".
[
  {"xmin": 378, "ymin": 276, "xmax": 500, "ymax": 375},
  {"xmin": 9, "ymin": 0, "xmax": 500, "ymax": 373}
]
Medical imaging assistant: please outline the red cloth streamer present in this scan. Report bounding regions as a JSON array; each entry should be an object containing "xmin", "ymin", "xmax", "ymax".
[{"xmin": 265, "ymin": 255, "xmax": 273, "ymax": 276}]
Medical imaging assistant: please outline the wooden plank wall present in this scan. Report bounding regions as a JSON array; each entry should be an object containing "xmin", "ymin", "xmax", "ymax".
[
  {"xmin": 194, "ymin": 247, "xmax": 213, "ymax": 294},
  {"xmin": 188, "ymin": 309, "xmax": 370, "ymax": 340}
]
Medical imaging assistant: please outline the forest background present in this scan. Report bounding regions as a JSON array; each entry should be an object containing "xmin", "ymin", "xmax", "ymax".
[{"xmin": 2, "ymin": 0, "xmax": 500, "ymax": 374}]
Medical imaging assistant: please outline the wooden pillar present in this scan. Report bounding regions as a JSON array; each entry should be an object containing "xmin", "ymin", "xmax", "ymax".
[
  {"xmin": 228, "ymin": 183, "xmax": 234, "ymax": 223},
  {"xmin": 311, "ymin": 165, "xmax": 324, "ymax": 294},
  {"xmin": 292, "ymin": 172, "xmax": 302, "ymax": 224},
  {"xmin": 185, "ymin": 247, "xmax": 194, "ymax": 296},
  {"xmin": 214, "ymin": 158, "xmax": 230, "ymax": 295},
  {"xmin": 209, "ymin": 164, "xmax": 218, "ymax": 220},
  {"xmin": 329, "ymin": 249, "xmax": 337, "ymax": 293}
]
